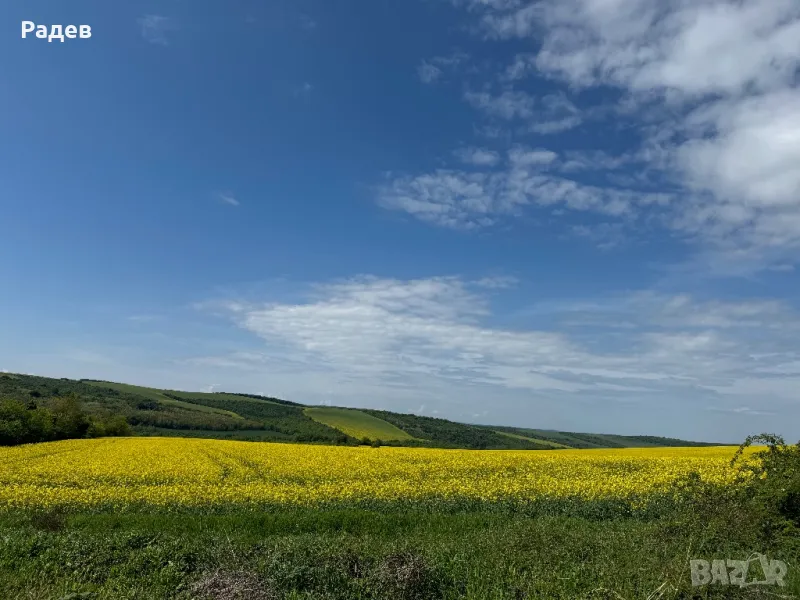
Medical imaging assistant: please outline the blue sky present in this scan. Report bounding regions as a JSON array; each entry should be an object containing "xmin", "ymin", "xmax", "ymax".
[{"xmin": 2, "ymin": 0, "xmax": 800, "ymax": 442}]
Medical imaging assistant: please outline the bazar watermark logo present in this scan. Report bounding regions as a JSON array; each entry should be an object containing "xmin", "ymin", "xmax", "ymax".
[{"xmin": 690, "ymin": 554, "xmax": 787, "ymax": 588}]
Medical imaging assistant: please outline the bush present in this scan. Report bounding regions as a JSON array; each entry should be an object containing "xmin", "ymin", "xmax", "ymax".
[
  {"xmin": 87, "ymin": 419, "xmax": 106, "ymax": 438},
  {"xmin": 731, "ymin": 434, "xmax": 800, "ymax": 532},
  {"xmin": 51, "ymin": 393, "xmax": 90, "ymax": 439},
  {"xmin": 103, "ymin": 415, "xmax": 132, "ymax": 436},
  {"xmin": 673, "ymin": 433, "xmax": 800, "ymax": 548}
]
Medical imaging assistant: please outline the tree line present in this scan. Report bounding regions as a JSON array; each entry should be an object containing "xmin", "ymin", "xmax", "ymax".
[{"xmin": 0, "ymin": 393, "xmax": 130, "ymax": 446}]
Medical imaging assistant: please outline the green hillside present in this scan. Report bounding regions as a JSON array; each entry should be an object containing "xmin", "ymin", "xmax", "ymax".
[
  {"xmin": 83, "ymin": 382, "xmax": 243, "ymax": 419},
  {"xmin": 0, "ymin": 372, "xmax": 717, "ymax": 449},
  {"xmin": 491, "ymin": 426, "xmax": 720, "ymax": 449},
  {"xmin": 362, "ymin": 410, "xmax": 556, "ymax": 450},
  {"xmin": 305, "ymin": 407, "xmax": 414, "ymax": 441},
  {"xmin": 493, "ymin": 430, "xmax": 570, "ymax": 448},
  {"xmin": 0, "ymin": 374, "xmax": 349, "ymax": 444}
]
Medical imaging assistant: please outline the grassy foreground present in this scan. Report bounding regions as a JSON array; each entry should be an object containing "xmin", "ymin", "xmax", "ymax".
[{"xmin": 1, "ymin": 503, "xmax": 798, "ymax": 599}]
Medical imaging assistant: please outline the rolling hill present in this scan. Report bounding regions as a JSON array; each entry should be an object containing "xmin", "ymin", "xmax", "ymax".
[
  {"xmin": 0, "ymin": 372, "xmax": 720, "ymax": 449},
  {"xmin": 490, "ymin": 426, "xmax": 720, "ymax": 449}
]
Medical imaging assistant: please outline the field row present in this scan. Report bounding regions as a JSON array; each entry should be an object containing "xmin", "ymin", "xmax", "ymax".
[{"xmin": 0, "ymin": 437, "xmax": 750, "ymax": 510}]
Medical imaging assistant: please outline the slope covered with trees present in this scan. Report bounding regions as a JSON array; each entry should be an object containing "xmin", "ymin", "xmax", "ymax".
[{"xmin": 0, "ymin": 373, "xmax": 718, "ymax": 449}]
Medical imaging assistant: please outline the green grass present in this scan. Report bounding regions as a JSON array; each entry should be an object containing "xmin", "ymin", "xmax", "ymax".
[
  {"xmin": 494, "ymin": 430, "xmax": 571, "ymax": 448},
  {"xmin": 1, "ymin": 436, "xmax": 799, "ymax": 599},
  {"xmin": 1, "ymin": 502, "xmax": 797, "ymax": 600},
  {"xmin": 494, "ymin": 427, "xmax": 721, "ymax": 449},
  {"xmin": 166, "ymin": 390, "xmax": 285, "ymax": 407},
  {"xmin": 84, "ymin": 382, "xmax": 243, "ymax": 419},
  {"xmin": 305, "ymin": 407, "xmax": 414, "ymax": 441},
  {"xmin": 364, "ymin": 410, "xmax": 557, "ymax": 450},
  {"xmin": 129, "ymin": 426, "xmax": 303, "ymax": 442}
]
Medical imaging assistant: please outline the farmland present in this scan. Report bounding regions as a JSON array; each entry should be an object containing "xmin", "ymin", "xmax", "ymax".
[
  {"xmin": 304, "ymin": 407, "xmax": 414, "ymax": 442},
  {"xmin": 0, "ymin": 438, "xmax": 745, "ymax": 510},
  {"xmin": 1, "ymin": 375, "xmax": 799, "ymax": 598},
  {"xmin": 0, "ymin": 436, "xmax": 799, "ymax": 599}
]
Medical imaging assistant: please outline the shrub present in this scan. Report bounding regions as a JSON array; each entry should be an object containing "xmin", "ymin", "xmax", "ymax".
[{"xmin": 732, "ymin": 434, "xmax": 800, "ymax": 531}]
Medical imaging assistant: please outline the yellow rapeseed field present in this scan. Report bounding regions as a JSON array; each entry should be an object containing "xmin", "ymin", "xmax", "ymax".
[{"xmin": 0, "ymin": 438, "xmax": 751, "ymax": 510}]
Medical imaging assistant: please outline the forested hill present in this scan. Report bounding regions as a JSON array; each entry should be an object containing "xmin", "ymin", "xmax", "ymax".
[{"xmin": 0, "ymin": 373, "xmax": 721, "ymax": 448}]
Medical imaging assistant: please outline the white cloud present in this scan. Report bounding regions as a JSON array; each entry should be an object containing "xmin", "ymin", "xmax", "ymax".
[
  {"xmin": 502, "ymin": 53, "xmax": 537, "ymax": 81},
  {"xmin": 708, "ymin": 406, "xmax": 775, "ymax": 417},
  {"xmin": 677, "ymin": 91, "xmax": 800, "ymax": 240},
  {"xmin": 464, "ymin": 90, "xmax": 536, "ymax": 120},
  {"xmin": 127, "ymin": 315, "xmax": 160, "ymax": 323},
  {"xmin": 464, "ymin": 90, "xmax": 583, "ymax": 134},
  {"xmin": 480, "ymin": 4, "xmax": 540, "ymax": 39},
  {"xmin": 417, "ymin": 52, "xmax": 469, "ymax": 83},
  {"xmin": 520, "ymin": 0, "xmax": 800, "ymax": 96},
  {"xmin": 377, "ymin": 147, "xmax": 670, "ymax": 228},
  {"xmin": 219, "ymin": 193, "xmax": 240, "ymax": 207},
  {"xmin": 193, "ymin": 277, "xmax": 800, "ymax": 411},
  {"xmin": 296, "ymin": 82, "xmax": 314, "ymax": 95},
  {"xmin": 473, "ymin": 275, "xmax": 519, "ymax": 289},
  {"xmin": 453, "ymin": 0, "xmax": 524, "ymax": 10},
  {"xmin": 560, "ymin": 150, "xmax": 635, "ymax": 173},
  {"xmin": 300, "ymin": 14, "xmax": 318, "ymax": 31},
  {"xmin": 418, "ymin": 63, "xmax": 443, "ymax": 84},
  {"xmin": 445, "ymin": 0, "xmax": 800, "ymax": 263},
  {"xmin": 527, "ymin": 93, "xmax": 583, "ymax": 134},
  {"xmin": 570, "ymin": 223, "xmax": 626, "ymax": 250},
  {"xmin": 508, "ymin": 147, "xmax": 557, "ymax": 167},
  {"xmin": 454, "ymin": 146, "xmax": 501, "ymax": 166},
  {"xmin": 528, "ymin": 117, "xmax": 583, "ymax": 135},
  {"xmin": 138, "ymin": 15, "xmax": 174, "ymax": 45}
]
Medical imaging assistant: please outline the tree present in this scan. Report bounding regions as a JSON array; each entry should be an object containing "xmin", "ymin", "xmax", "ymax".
[
  {"xmin": 103, "ymin": 415, "xmax": 131, "ymax": 436},
  {"xmin": 0, "ymin": 399, "xmax": 27, "ymax": 445},
  {"xmin": 0, "ymin": 394, "xmax": 130, "ymax": 446},
  {"xmin": 26, "ymin": 406, "xmax": 54, "ymax": 442},
  {"xmin": 51, "ymin": 393, "xmax": 89, "ymax": 439},
  {"xmin": 0, "ymin": 399, "xmax": 54, "ymax": 445}
]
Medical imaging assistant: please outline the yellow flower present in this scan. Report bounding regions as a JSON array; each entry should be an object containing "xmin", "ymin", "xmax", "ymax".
[{"xmin": 0, "ymin": 438, "xmax": 753, "ymax": 510}]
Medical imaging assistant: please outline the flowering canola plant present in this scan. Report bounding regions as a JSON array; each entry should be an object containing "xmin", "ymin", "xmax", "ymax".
[{"xmin": 0, "ymin": 438, "xmax": 750, "ymax": 511}]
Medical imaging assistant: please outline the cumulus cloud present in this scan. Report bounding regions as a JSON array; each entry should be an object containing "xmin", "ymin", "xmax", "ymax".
[
  {"xmin": 192, "ymin": 277, "xmax": 800, "ymax": 413},
  {"xmin": 422, "ymin": 0, "xmax": 800, "ymax": 266},
  {"xmin": 453, "ymin": 146, "xmax": 501, "ymax": 166},
  {"xmin": 464, "ymin": 90, "xmax": 536, "ymax": 120},
  {"xmin": 525, "ymin": 0, "xmax": 800, "ymax": 96},
  {"xmin": 418, "ymin": 63, "xmax": 444, "ymax": 84},
  {"xmin": 463, "ymin": 88, "xmax": 584, "ymax": 137},
  {"xmin": 377, "ymin": 147, "xmax": 670, "ymax": 229}
]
